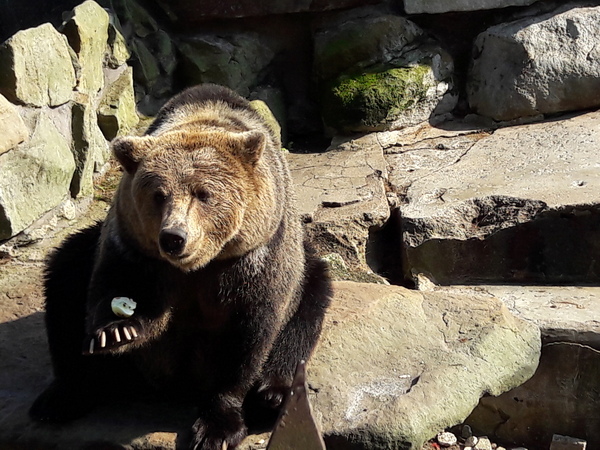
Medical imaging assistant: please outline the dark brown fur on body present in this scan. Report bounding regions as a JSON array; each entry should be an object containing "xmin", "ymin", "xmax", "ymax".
[{"xmin": 30, "ymin": 84, "xmax": 332, "ymax": 450}]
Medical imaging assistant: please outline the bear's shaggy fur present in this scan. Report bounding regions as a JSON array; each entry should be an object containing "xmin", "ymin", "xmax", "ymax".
[{"xmin": 30, "ymin": 84, "xmax": 332, "ymax": 449}]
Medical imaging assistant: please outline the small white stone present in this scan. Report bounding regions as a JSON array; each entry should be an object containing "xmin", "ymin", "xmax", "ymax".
[
  {"xmin": 111, "ymin": 297, "xmax": 137, "ymax": 318},
  {"xmin": 474, "ymin": 436, "xmax": 493, "ymax": 450},
  {"xmin": 465, "ymin": 436, "xmax": 478, "ymax": 447},
  {"xmin": 437, "ymin": 431, "xmax": 457, "ymax": 447}
]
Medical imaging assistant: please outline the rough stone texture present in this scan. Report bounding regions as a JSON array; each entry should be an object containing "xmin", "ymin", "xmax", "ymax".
[
  {"xmin": 105, "ymin": 18, "xmax": 131, "ymax": 69},
  {"xmin": 0, "ymin": 112, "xmax": 75, "ymax": 239},
  {"xmin": 466, "ymin": 342, "xmax": 599, "ymax": 449},
  {"xmin": 71, "ymin": 95, "xmax": 110, "ymax": 197},
  {"xmin": 0, "ymin": 275, "xmax": 540, "ymax": 450},
  {"xmin": 288, "ymin": 134, "xmax": 389, "ymax": 277},
  {"xmin": 0, "ymin": 93, "xmax": 28, "ymax": 155},
  {"xmin": 177, "ymin": 32, "xmax": 275, "ymax": 97},
  {"xmin": 98, "ymin": 66, "xmax": 139, "ymax": 140},
  {"xmin": 154, "ymin": 0, "xmax": 380, "ymax": 20},
  {"xmin": 0, "ymin": 23, "xmax": 76, "ymax": 107},
  {"xmin": 61, "ymin": 0, "xmax": 109, "ymax": 96},
  {"xmin": 314, "ymin": 10, "xmax": 456, "ymax": 133},
  {"xmin": 309, "ymin": 282, "xmax": 541, "ymax": 450},
  {"xmin": 384, "ymin": 110, "xmax": 600, "ymax": 285},
  {"xmin": 467, "ymin": 5, "xmax": 600, "ymax": 121},
  {"xmin": 404, "ymin": 0, "xmax": 538, "ymax": 14}
]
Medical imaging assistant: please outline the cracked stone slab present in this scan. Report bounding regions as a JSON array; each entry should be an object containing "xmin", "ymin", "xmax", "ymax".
[
  {"xmin": 288, "ymin": 135, "xmax": 390, "ymax": 276},
  {"xmin": 438, "ymin": 285, "xmax": 600, "ymax": 347},
  {"xmin": 384, "ymin": 111, "xmax": 600, "ymax": 284},
  {"xmin": 308, "ymin": 281, "xmax": 541, "ymax": 449}
]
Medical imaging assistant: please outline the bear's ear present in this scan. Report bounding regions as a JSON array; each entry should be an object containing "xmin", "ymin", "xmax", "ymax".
[
  {"xmin": 235, "ymin": 131, "xmax": 266, "ymax": 166},
  {"xmin": 112, "ymin": 136, "xmax": 155, "ymax": 174}
]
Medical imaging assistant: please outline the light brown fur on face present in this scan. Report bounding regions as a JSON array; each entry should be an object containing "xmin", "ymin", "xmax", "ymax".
[{"xmin": 112, "ymin": 129, "xmax": 276, "ymax": 272}]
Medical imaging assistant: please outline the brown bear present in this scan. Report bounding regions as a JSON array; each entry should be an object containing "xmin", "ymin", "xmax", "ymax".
[{"xmin": 29, "ymin": 84, "xmax": 332, "ymax": 450}]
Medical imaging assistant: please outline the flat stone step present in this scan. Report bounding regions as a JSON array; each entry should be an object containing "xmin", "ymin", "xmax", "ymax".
[{"xmin": 383, "ymin": 110, "xmax": 600, "ymax": 286}]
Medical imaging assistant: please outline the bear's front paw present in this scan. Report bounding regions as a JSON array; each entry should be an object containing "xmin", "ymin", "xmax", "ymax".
[
  {"xmin": 83, "ymin": 320, "xmax": 140, "ymax": 355},
  {"xmin": 190, "ymin": 410, "xmax": 247, "ymax": 450}
]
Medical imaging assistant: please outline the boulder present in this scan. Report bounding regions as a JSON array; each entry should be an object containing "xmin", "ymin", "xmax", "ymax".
[
  {"xmin": 404, "ymin": 0, "xmax": 538, "ymax": 14},
  {"xmin": 309, "ymin": 282, "xmax": 540, "ymax": 449},
  {"xmin": 98, "ymin": 66, "xmax": 139, "ymax": 140},
  {"xmin": 313, "ymin": 11, "xmax": 456, "ymax": 133},
  {"xmin": 0, "ymin": 281, "xmax": 540, "ymax": 450},
  {"xmin": 466, "ymin": 342, "xmax": 599, "ymax": 449},
  {"xmin": 152, "ymin": 0, "xmax": 380, "ymax": 20},
  {"xmin": 467, "ymin": 4, "xmax": 600, "ymax": 121},
  {"xmin": 288, "ymin": 134, "xmax": 390, "ymax": 279},
  {"xmin": 177, "ymin": 32, "xmax": 275, "ymax": 97},
  {"xmin": 0, "ymin": 23, "xmax": 76, "ymax": 107},
  {"xmin": 61, "ymin": 0, "xmax": 110, "ymax": 96},
  {"xmin": 105, "ymin": 17, "xmax": 131, "ymax": 69},
  {"xmin": 71, "ymin": 95, "xmax": 110, "ymax": 198},
  {"xmin": 129, "ymin": 37, "xmax": 161, "ymax": 90},
  {"xmin": 0, "ymin": 94, "xmax": 28, "ymax": 155},
  {"xmin": 0, "ymin": 111, "xmax": 75, "ymax": 240},
  {"xmin": 383, "ymin": 110, "xmax": 600, "ymax": 285}
]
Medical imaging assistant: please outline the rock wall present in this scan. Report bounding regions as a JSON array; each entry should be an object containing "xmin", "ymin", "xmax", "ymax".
[
  {"xmin": 2, "ymin": 0, "xmax": 600, "ymax": 243},
  {"xmin": 0, "ymin": 0, "xmax": 138, "ymax": 241}
]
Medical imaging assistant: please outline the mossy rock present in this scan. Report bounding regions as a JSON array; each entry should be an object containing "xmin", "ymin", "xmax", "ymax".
[{"xmin": 322, "ymin": 65, "xmax": 434, "ymax": 133}]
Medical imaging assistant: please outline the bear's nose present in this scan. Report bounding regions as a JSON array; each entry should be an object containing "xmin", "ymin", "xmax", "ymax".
[{"xmin": 159, "ymin": 228, "xmax": 187, "ymax": 256}]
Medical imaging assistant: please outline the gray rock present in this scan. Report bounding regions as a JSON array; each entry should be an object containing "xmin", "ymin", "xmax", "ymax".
[
  {"xmin": 177, "ymin": 32, "xmax": 275, "ymax": 97},
  {"xmin": 314, "ymin": 11, "xmax": 456, "ymax": 133},
  {"xmin": 309, "ymin": 282, "xmax": 540, "ymax": 449},
  {"xmin": 550, "ymin": 434, "xmax": 587, "ymax": 450},
  {"xmin": 71, "ymin": 95, "xmax": 110, "ymax": 198},
  {"xmin": 288, "ymin": 134, "xmax": 389, "ymax": 277},
  {"xmin": 404, "ymin": 0, "xmax": 538, "ymax": 14},
  {"xmin": 61, "ymin": 0, "xmax": 110, "ymax": 96},
  {"xmin": 0, "ymin": 281, "xmax": 540, "ymax": 450},
  {"xmin": 466, "ymin": 342, "xmax": 599, "ymax": 449},
  {"xmin": 0, "ymin": 111, "xmax": 75, "ymax": 240},
  {"xmin": 384, "ymin": 110, "xmax": 600, "ymax": 285},
  {"xmin": 98, "ymin": 66, "xmax": 139, "ymax": 140},
  {"xmin": 0, "ymin": 23, "xmax": 76, "ymax": 107},
  {"xmin": 129, "ymin": 37, "xmax": 161, "ymax": 89},
  {"xmin": 0, "ymin": 94, "xmax": 28, "ymax": 155},
  {"xmin": 106, "ymin": 16, "xmax": 131, "ymax": 69},
  {"xmin": 154, "ymin": 0, "xmax": 380, "ymax": 20},
  {"xmin": 468, "ymin": 4, "xmax": 600, "ymax": 121}
]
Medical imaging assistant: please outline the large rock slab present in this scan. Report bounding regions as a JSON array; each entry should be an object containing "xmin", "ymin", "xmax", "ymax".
[
  {"xmin": 384, "ymin": 110, "xmax": 600, "ymax": 285},
  {"xmin": 314, "ymin": 10, "xmax": 456, "ymax": 133},
  {"xmin": 0, "ymin": 276, "xmax": 540, "ymax": 449},
  {"xmin": 0, "ymin": 94, "xmax": 28, "ymax": 155},
  {"xmin": 0, "ymin": 23, "xmax": 76, "ymax": 107},
  {"xmin": 153, "ymin": 0, "xmax": 380, "ymax": 20},
  {"xmin": 467, "ymin": 4, "xmax": 600, "ymax": 121},
  {"xmin": 177, "ymin": 32, "xmax": 275, "ymax": 97},
  {"xmin": 61, "ymin": 0, "xmax": 110, "ymax": 96},
  {"xmin": 310, "ymin": 282, "xmax": 540, "ymax": 449},
  {"xmin": 465, "ymin": 342, "xmax": 600, "ymax": 449},
  {"xmin": 0, "ymin": 111, "xmax": 75, "ymax": 240},
  {"xmin": 97, "ymin": 66, "xmax": 139, "ymax": 140},
  {"xmin": 288, "ymin": 134, "xmax": 390, "ymax": 280},
  {"xmin": 404, "ymin": 0, "xmax": 538, "ymax": 14}
]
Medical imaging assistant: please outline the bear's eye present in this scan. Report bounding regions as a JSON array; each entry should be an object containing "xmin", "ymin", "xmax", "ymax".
[
  {"xmin": 194, "ymin": 189, "xmax": 211, "ymax": 203},
  {"xmin": 153, "ymin": 191, "xmax": 167, "ymax": 206}
]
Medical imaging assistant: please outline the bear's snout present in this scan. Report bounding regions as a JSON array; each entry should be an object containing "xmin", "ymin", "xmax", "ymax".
[{"xmin": 159, "ymin": 228, "xmax": 188, "ymax": 256}]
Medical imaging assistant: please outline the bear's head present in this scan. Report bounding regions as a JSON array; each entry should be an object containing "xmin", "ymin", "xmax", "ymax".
[{"xmin": 111, "ymin": 129, "xmax": 276, "ymax": 272}]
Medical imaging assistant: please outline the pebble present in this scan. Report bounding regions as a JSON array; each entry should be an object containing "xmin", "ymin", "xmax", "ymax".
[
  {"xmin": 474, "ymin": 436, "xmax": 492, "ymax": 450},
  {"xmin": 436, "ymin": 431, "xmax": 458, "ymax": 447},
  {"xmin": 465, "ymin": 436, "xmax": 478, "ymax": 447}
]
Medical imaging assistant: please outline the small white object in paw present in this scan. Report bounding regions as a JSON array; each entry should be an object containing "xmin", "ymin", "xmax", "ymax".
[{"xmin": 111, "ymin": 297, "xmax": 137, "ymax": 318}]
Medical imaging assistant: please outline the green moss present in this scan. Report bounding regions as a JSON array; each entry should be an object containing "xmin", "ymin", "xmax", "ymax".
[{"xmin": 322, "ymin": 65, "xmax": 433, "ymax": 132}]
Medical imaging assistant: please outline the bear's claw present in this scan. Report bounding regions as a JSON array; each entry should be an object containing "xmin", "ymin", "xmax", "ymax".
[{"xmin": 83, "ymin": 321, "xmax": 140, "ymax": 355}]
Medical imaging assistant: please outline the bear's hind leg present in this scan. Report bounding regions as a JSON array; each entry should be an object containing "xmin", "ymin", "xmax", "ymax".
[{"xmin": 245, "ymin": 249, "xmax": 332, "ymax": 427}]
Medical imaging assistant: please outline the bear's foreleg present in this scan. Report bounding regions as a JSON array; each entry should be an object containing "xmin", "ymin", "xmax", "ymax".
[
  {"xmin": 253, "ymin": 252, "xmax": 332, "ymax": 411},
  {"xmin": 83, "ymin": 235, "xmax": 173, "ymax": 355}
]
